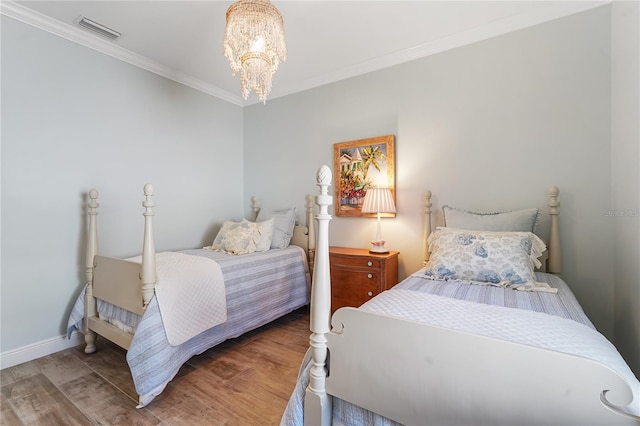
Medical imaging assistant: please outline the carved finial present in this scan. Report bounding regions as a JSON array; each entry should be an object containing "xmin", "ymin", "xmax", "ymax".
[
  {"xmin": 548, "ymin": 186, "xmax": 560, "ymax": 214},
  {"xmin": 317, "ymin": 165, "xmax": 332, "ymax": 186},
  {"xmin": 88, "ymin": 189, "xmax": 99, "ymax": 212},
  {"xmin": 315, "ymin": 165, "xmax": 333, "ymax": 214},
  {"xmin": 251, "ymin": 196, "xmax": 260, "ymax": 222},
  {"xmin": 423, "ymin": 190, "xmax": 433, "ymax": 264},
  {"xmin": 143, "ymin": 183, "xmax": 155, "ymax": 216},
  {"xmin": 424, "ymin": 190, "xmax": 432, "ymax": 214}
]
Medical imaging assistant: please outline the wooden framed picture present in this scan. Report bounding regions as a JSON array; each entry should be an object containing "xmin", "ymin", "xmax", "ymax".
[{"xmin": 333, "ymin": 134, "xmax": 395, "ymax": 218}]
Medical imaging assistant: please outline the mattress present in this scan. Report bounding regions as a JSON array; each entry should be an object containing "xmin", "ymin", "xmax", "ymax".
[{"xmin": 68, "ymin": 245, "xmax": 310, "ymax": 407}]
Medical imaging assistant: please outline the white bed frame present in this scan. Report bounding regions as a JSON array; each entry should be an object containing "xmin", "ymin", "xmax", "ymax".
[
  {"xmin": 305, "ymin": 165, "xmax": 639, "ymax": 425},
  {"xmin": 82, "ymin": 184, "xmax": 315, "ymax": 354}
]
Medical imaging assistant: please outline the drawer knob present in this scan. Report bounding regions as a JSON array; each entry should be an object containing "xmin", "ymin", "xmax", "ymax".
[
  {"xmin": 367, "ymin": 261, "xmax": 373, "ymax": 267},
  {"xmin": 367, "ymin": 291, "xmax": 373, "ymax": 297},
  {"xmin": 367, "ymin": 273, "xmax": 373, "ymax": 279}
]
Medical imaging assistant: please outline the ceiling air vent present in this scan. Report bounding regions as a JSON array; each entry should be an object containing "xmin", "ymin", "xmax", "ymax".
[{"xmin": 76, "ymin": 16, "xmax": 121, "ymax": 40}]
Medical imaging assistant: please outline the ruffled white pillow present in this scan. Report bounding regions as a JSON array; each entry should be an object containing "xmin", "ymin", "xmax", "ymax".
[
  {"xmin": 209, "ymin": 220, "xmax": 259, "ymax": 255},
  {"xmin": 257, "ymin": 208, "xmax": 296, "ymax": 249},
  {"xmin": 245, "ymin": 218, "xmax": 275, "ymax": 252}
]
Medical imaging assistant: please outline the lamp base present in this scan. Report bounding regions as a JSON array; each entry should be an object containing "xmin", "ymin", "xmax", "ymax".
[{"xmin": 369, "ymin": 240, "xmax": 389, "ymax": 254}]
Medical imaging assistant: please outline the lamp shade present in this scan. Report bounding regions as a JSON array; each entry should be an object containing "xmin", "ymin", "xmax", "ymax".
[{"xmin": 361, "ymin": 187, "xmax": 396, "ymax": 214}]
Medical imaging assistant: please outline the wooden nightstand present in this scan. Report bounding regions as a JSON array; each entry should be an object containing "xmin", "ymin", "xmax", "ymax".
[{"xmin": 329, "ymin": 247, "xmax": 399, "ymax": 313}]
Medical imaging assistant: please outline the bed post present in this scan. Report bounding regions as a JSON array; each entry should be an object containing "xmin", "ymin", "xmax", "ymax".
[
  {"xmin": 83, "ymin": 189, "xmax": 99, "ymax": 354},
  {"xmin": 304, "ymin": 165, "xmax": 333, "ymax": 426},
  {"xmin": 547, "ymin": 186, "xmax": 561, "ymax": 276},
  {"xmin": 306, "ymin": 194, "xmax": 316, "ymax": 275},
  {"xmin": 251, "ymin": 196, "xmax": 260, "ymax": 222},
  {"xmin": 423, "ymin": 190, "xmax": 432, "ymax": 265},
  {"xmin": 141, "ymin": 184, "xmax": 157, "ymax": 308}
]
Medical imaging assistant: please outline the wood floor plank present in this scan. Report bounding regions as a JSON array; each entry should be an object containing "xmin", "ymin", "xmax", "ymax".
[
  {"xmin": 59, "ymin": 371, "xmax": 161, "ymax": 425},
  {"xmin": 1, "ymin": 389, "xmax": 24, "ymax": 426},
  {"xmin": 181, "ymin": 368, "xmax": 278, "ymax": 425},
  {"xmin": 0, "ymin": 360, "xmax": 42, "ymax": 387},
  {"xmin": 73, "ymin": 337, "xmax": 140, "ymax": 401},
  {"xmin": 145, "ymin": 379, "xmax": 230, "ymax": 425},
  {"xmin": 190, "ymin": 349, "xmax": 251, "ymax": 382},
  {"xmin": 227, "ymin": 367, "xmax": 296, "ymax": 412},
  {"xmin": 1, "ymin": 373, "xmax": 89, "ymax": 425},
  {"xmin": 33, "ymin": 349, "xmax": 94, "ymax": 387},
  {"xmin": 0, "ymin": 307, "xmax": 310, "ymax": 425}
]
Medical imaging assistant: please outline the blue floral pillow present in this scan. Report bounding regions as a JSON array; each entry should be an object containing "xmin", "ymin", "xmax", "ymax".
[{"xmin": 424, "ymin": 228, "xmax": 554, "ymax": 292}]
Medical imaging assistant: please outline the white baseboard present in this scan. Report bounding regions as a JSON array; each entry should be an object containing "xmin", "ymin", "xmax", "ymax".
[{"xmin": 0, "ymin": 331, "xmax": 84, "ymax": 369}]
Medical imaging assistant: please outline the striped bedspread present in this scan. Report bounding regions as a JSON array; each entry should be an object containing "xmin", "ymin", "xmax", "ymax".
[
  {"xmin": 68, "ymin": 245, "xmax": 310, "ymax": 407},
  {"xmin": 281, "ymin": 271, "xmax": 640, "ymax": 426},
  {"xmin": 398, "ymin": 270, "xmax": 595, "ymax": 328}
]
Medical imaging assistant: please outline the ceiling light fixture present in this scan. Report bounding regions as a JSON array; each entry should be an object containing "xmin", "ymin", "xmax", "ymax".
[{"xmin": 223, "ymin": 0, "xmax": 287, "ymax": 104}]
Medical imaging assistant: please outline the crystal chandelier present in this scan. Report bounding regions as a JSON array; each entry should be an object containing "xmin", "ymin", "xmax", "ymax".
[{"xmin": 223, "ymin": 0, "xmax": 287, "ymax": 103}]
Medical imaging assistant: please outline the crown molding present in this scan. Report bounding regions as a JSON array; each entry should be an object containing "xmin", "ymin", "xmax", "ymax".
[
  {"xmin": 1, "ymin": 1, "xmax": 244, "ymax": 106},
  {"xmin": 3, "ymin": 0, "xmax": 609, "ymax": 107},
  {"xmin": 264, "ymin": 0, "xmax": 610, "ymax": 104}
]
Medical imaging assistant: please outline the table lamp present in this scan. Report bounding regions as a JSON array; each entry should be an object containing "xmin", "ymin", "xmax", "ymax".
[{"xmin": 361, "ymin": 187, "xmax": 396, "ymax": 253}]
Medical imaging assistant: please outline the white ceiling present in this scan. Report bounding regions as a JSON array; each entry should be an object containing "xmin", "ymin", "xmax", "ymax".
[{"xmin": 3, "ymin": 1, "xmax": 608, "ymax": 106}]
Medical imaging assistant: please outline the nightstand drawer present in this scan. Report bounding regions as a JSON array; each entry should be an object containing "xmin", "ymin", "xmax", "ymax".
[
  {"xmin": 331, "ymin": 267, "xmax": 381, "ymax": 287},
  {"xmin": 329, "ymin": 254, "xmax": 382, "ymax": 270},
  {"xmin": 330, "ymin": 272, "xmax": 380, "ymax": 311}
]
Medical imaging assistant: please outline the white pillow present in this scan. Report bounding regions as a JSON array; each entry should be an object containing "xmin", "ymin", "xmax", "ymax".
[
  {"xmin": 244, "ymin": 218, "xmax": 275, "ymax": 252},
  {"xmin": 257, "ymin": 208, "xmax": 296, "ymax": 249},
  {"xmin": 443, "ymin": 205, "xmax": 540, "ymax": 233},
  {"xmin": 210, "ymin": 220, "xmax": 259, "ymax": 255},
  {"xmin": 424, "ymin": 227, "xmax": 556, "ymax": 292}
]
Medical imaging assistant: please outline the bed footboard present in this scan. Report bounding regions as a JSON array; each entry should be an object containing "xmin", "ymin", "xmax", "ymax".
[
  {"xmin": 92, "ymin": 256, "xmax": 145, "ymax": 316},
  {"xmin": 83, "ymin": 184, "xmax": 157, "ymax": 353},
  {"xmin": 326, "ymin": 307, "xmax": 638, "ymax": 425}
]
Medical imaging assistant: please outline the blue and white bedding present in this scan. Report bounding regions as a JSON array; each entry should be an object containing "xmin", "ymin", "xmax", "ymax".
[
  {"xmin": 281, "ymin": 271, "xmax": 640, "ymax": 425},
  {"xmin": 68, "ymin": 245, "xmax": 310, "ymax": 407}
]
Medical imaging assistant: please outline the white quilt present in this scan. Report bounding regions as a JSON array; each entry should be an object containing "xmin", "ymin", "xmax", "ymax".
[
  {"xmin": 133, "ymin": 252, "xmax": 227, "ymax": 346},
  {"xmin": 361, "ymin": 289, "xmax": 640, "ymax": 415}
]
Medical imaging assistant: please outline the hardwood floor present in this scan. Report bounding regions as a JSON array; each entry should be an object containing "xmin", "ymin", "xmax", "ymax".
[{"xmin": 1, "ymin": 307, "xmax": 310, "ymax": 425}]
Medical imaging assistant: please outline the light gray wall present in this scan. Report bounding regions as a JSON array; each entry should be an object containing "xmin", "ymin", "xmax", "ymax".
[
  {"xmin": 1, "ymin": 16, "xmax": 244, "ymax": 352},
  {"xmin": 244, "ymin": 7, "xmax": 621, "ymax": 343},
  {"xmin": 611, "ymin": 0, "xmax": 640, "ymax": 376},
  {"xmin": 3, "ymin": 3, "xmax": 638, "ymax": 378}
]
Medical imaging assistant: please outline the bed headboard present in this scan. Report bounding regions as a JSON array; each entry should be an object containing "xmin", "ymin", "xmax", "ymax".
[{"xmin": 422, "ymin": 186, "xmax": 561, "ymax": 276}]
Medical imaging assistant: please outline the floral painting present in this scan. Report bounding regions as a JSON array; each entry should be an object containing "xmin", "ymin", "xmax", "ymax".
[{"xmin": 333, "ymin": 135, "xmax": 395, "ymax": 217}]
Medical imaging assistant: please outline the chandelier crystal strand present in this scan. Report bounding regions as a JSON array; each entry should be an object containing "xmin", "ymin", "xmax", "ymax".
[{"xmin": 223, "ymin": 0, "xmax": 287, "ymax": 103}]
